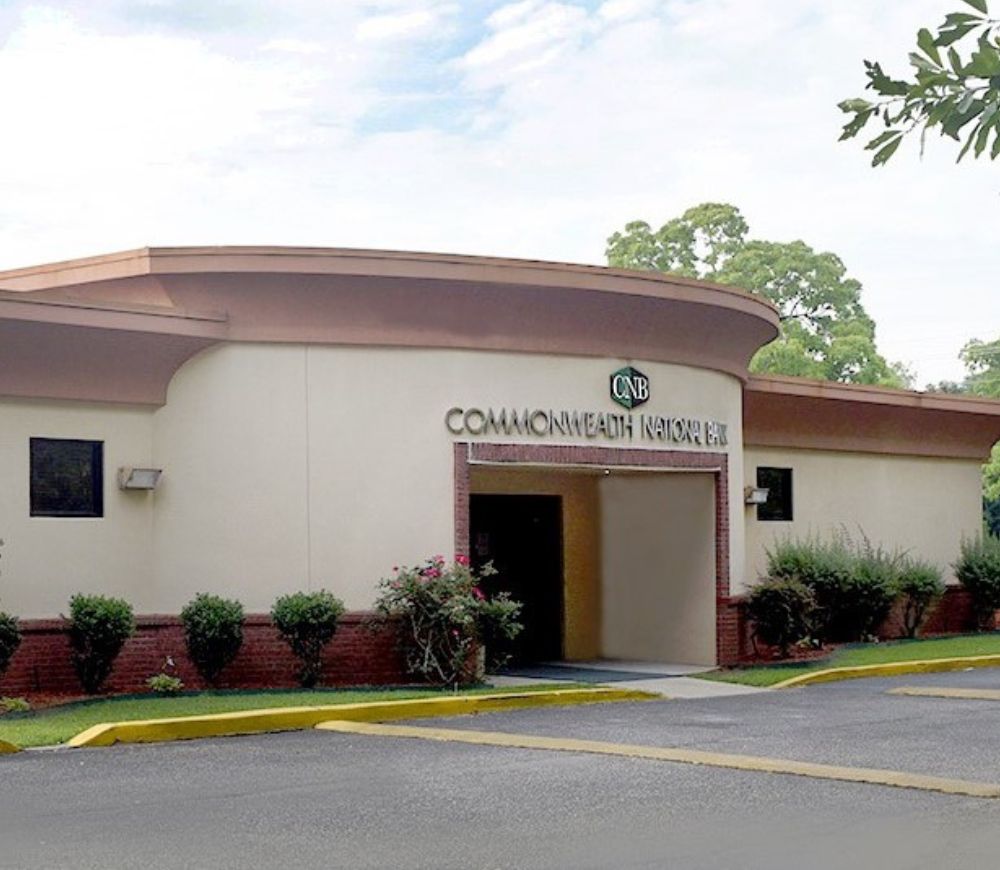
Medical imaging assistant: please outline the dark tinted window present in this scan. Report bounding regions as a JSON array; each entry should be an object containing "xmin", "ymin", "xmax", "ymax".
[
  {"xmin": 30, "ymin": 438, "xmax": 104, "ymax": 518},
  {"xmin": 756, "ymin": 467, "xmax": 792, "ymax": 522}
]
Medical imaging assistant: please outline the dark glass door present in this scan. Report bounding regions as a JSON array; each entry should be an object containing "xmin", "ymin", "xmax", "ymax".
[{"xmin": 470, "ymin": 494, "xmax": 563, "ymax": 664}]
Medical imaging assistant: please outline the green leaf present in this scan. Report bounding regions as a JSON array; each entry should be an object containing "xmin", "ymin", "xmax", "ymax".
[
  {"xmin": 918, "ymin": 28, "xmax": 943, "ymax": 64},
  {"xmin": 864, "ymin": 129, "xmax": 902, "ymax": 150},
  {"xmin": 909, "ymin": 52, "xmax": 939, "ymax": 72},
  {"xmin": 872, "ymin": 136, "xmax": 903, "ymax": 166},
  {"xmin": 957, "ymin": 123, "xmax": 979, "ymax": 160},
  {"xmin": 936, "ymin": 21, "xmax": 981, "ymax": 46},
  {"xmin": 838, "ymin": 108, "xmax": 874, "ymax": 140},
  {"xmin": 959, "ymin": 0, "xmax": 988, "ymax": 14},
  {"xmin": 991, "ymin": 127, "xmax": 1000, "ymax": 157},
  {"xmin": 944, "ymin": 12, "xmax": 984, "ymax": 25},
  {"xmin": 968, "ymin": 38, "xmax": 1000, "ymax": 76},
  {"xmin": 838, "ymin": 98, "xmax": 873, "ymax": 113},
  {"xmin": 975, "ymin": 119, "xmax": 993, "ymax": 155},
  {"xmin": 948, "ymin": 46, "xmax": 964, "ymax": 72}
]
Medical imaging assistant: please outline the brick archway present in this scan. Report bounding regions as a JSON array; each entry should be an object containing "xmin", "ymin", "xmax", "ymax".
[{"xmin": 452, "ymin": 442, "xmax": 736, "ymax": 665}]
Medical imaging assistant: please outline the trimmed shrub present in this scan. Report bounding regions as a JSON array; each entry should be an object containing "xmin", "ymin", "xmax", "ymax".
[
  {"xmin": 180, "ymin": 593, "xmax": 245, "ymax": 684},
  {"xmin": 67, "ymin": 594, "xmax": 135, "ymax": 694},
  {"xmin": 745, "ymin": 578, "xmax": 816, "ymax": 657},
  {"xmin": 836, "ymin": 536, "xmax": 900, "ymax": 641},
  {"xmin": 146, "ymin": 673, "xmax": 185, "ymax": 695},
  {"xmin": 894, "ymin": 558, "xmax": 944, "ymax": 638},
  {"xmin": 271, "ymin": 590, "xmax": 345, "ymax": 688},
  {"xmin": 372, "ymin": 555, "xmax": 522, "ymax": 686},
  {"xmin": 0, "ymin": 611, "xmax": 21, "ymax": 678},
  {"xmin": 765, "ymin": 536, "xmax": 853, "ymax": 641},
  {"xmin": 954, "ymin": 534, "xmax": 1000, "ymax": 630}
]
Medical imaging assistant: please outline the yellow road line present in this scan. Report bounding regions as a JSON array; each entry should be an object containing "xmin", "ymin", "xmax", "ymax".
[
  {"xmin": 889, "ymin": 686, "xmax": 1000, "ymax": 702},
  {"xmin": 317, "ymin": 720, "xmax": 1000, "ymax": 800},
  {"xmin": 771, "ymin": 654, "xmax": 1000, "ymax": 689}
]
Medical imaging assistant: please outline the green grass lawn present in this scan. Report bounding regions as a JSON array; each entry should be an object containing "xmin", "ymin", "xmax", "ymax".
[
  {"xmin": 701, "ymin": 633, "xmax": 1000, "ymax": 687},
  {"xmin": 0, "ymin": 683, "xmax": 576, "ymax": 748}
]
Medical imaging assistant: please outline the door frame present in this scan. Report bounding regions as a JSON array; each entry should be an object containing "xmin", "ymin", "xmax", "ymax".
[{"xmin": 453, "ymin": 441, "xmax": 732, "ymax": 665}]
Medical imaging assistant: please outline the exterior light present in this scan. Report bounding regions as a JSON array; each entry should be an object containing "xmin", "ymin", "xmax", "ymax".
[
  {"xmin": 118, "ymin": 467, "xmax": 163, "ymax": 491},
  {"xmin": 744, "ymin": 486, "xmax": 769, "ymax": 506}
]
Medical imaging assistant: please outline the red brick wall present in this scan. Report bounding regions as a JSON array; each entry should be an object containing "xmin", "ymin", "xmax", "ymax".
[
  {"xmin": 0, "ymin": 612, "xmax": 407, "ymax": 696},
  {"xmin": 722, "ymin": 585, "xmax": 979, "ymax": 665}
]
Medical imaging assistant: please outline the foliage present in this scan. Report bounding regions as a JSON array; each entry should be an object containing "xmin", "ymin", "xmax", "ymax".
[
  {"xmin": 894, "ymin": 558, "xmax": 945, "ymax": 638},
  {"xmin": 765, "ymin": 535, "xmax": 854, "ymax": 641},
  {"xmin": 961, "ymin": 337, "xmax": 1000, "ymax": 397},
  {"xmin": 839, "ymin": 1, "xmax": 1000, "ymax": 164},
  {"xmin": 372, "ymin": 555, "xmax": 522, "ymax": 686},
  {"xmin": 271, "ymin": 590, "xmax": 345, "ymax": 688},
  {"xmin": 146, "ymin": 673, "xmax": 185, "ymax": 696},
  {"xmin": 0, "ymin": 611, "xmax": 21, "ymax": 678},
  {"xmin": 606, "ymin": 203, "xmax": 909, "ymax": 387},
  {"xmin": 954, "ymin": 534, "xmax": 1000, "ymax": 628},
  {"xmin": 0, "ymin": 697, "xmax": 30, "ymax": 714},
  {"xmin": 67, "ymin": 594, "xmax": 135, "ymax": 694},
  {"xmin": 765, "ymin": 532, "xmax": 901, "ymax": 642},
  {"xmin": 745, "ymin": 578, "xmax": 816, "ymax": 656},
  {"xmin": 840, "ymin": 534, "xmax": 903, "ymax": 641},
  {"xmin": 180, "ymin": 593, "xmax": 245, "ymax": 684}
]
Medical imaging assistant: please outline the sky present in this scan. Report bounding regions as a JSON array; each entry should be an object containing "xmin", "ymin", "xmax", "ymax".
[{"xmin": 0, "ymin": 0, "xmax": 996, "ymax": 385}]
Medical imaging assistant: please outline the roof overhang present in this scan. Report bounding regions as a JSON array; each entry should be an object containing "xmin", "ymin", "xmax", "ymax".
[
  {"xmin": 0, "ymin": 246, "xmax": 781, "ymax": 406},
  {"xmin": 745, "ymin": 375, "xmax": 1000, "ymax": 461}
]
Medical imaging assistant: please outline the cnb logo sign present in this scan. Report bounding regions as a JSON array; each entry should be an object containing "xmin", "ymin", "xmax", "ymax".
[{"xmin": 610, "ymin": 366, "xmax": 650, "ymax": 410}]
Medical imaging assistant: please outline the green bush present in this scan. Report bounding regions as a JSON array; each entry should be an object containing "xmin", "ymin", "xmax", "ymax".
[
  {"xmin": 372, "ymin": 555, "xmax": 522, "ymax": 686},
  {"xmin": 0, "ymin": 696, "xmax": 30, "ymax": 714},
  {"xmin": 745, "ymin": 578, "xmax": 816, "ymax": 657},
  {"xmin": 146, "ymin": 673, "xmax": 185, "ymax": 696},
  {"xmin": 67, "ymin": 594, "xmax": 135, "ymax": 694},
  {"xmin": 765, "ymin": 536, "xmax": 853, "ymax": 641},
  {"xmin": 837, "ymin": 536, "xmax": 900, "ymax": 641},
  {"xmin": 271, "ymin": 590, "xmax": 345, "ymax": 688},
  {"xmin": 180, "ymin": 593, "xmax": 245, "ymax": 684},
  {"xmin": 0, "ymin": 611, "xmax": 21, "ymax": 678},
  {"xmin": 894, "ymin": 558, "xmax": 944, "ymax": 638},
  {"xmin": 954, "ymin": 534, "xmax": 1000, "ymax": 630}
]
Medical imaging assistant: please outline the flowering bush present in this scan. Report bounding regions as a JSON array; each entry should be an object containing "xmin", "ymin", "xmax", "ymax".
[{"xmin": 372, "ymin": 555, "xmax": 522, "ymax": 687}]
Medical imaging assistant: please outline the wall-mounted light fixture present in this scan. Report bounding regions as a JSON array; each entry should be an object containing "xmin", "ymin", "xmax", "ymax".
[
  {"xmin": 744, "ymin": 486, "xmax": 769, "ymax": 506},
  {"xmin": 118, "ymin": 467, "xmax": 163, "ymax": 491}
]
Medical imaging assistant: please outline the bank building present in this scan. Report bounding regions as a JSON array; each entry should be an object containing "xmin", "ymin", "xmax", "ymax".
[{"xmin": 1, "ymin": 247, "xmax": 998, "ymax": 691}]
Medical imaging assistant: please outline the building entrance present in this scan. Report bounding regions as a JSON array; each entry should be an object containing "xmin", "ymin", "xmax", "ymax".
[{"xmin": 470, "ymin": 494, "xmax": 563, "ymax": 664}]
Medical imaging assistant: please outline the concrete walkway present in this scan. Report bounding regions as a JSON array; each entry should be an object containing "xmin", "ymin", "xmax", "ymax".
[{"xmin": 489, "ymin": 660, "xmax": 767, "ymax": 698}]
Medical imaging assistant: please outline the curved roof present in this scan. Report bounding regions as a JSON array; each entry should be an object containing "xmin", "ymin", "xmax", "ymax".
[{"xmin": 0, "ymin": 246, "xmax": 781, "ymax": 405}]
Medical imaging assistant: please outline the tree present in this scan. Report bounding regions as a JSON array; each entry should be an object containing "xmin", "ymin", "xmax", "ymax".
[
  {"xmin": 928, "ymin": 335, "xmax": 1000, "ymax": 533},
  {"xmin": 606, "ymin": 203, "xmax": 909, "ymax": 386},
  {"xmin": 839, "ymin": 1, "xmax": 1000, "ymax": 165}
]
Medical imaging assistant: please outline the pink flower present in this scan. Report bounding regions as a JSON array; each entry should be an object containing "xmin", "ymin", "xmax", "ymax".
[
  {"xmin": 472, "ymin": 587, "xmax": 485, "ymax": 601},
  {"xmin": 432, "ymin": 554, "xmax": 445, "ymax": 565},
  {"xmin": 455, "ymin": 554, "xmax": 470, "ymax": 567}
]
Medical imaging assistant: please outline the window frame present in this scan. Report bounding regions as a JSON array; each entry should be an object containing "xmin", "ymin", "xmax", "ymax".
[
  {"xmin": 756, "ymin": 466, "xmax": 793, "ymax": 522},
  {"xmin": 29, "ymin": 437, "xmax": 105, "ymax": 519}
]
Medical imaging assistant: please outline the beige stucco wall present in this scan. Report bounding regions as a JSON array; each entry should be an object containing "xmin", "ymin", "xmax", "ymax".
[
  {"xmin": 153, "ymin": 344, "xmax": 742, "ymax": 614},
  {"xmin": 469, "ymin": 467, "xmax": 601, "ymax": 660},
  {"xmin": 743, "ymin": 446, "xmax": 985, "ymax": 588},
  {"xmin": 0, "ymin": 398, "xmax": 155, "ymax": 617},
  {"xmin": 1, "ymin": 343, "xmax": 741, "ymax": 617},
  {"xmin": 600, "ymin": 474, "xmax": 717, "ymax": 665}
]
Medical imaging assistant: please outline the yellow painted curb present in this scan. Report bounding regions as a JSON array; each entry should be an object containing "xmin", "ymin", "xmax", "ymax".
[
  {"xmin": 889, "ymin": 686, "xmax": 1000, "ymax": 702},
  {"xmin": 318, "ymin": 720, "xmax": 1000, "ymax": 800},
  {"xmin": 0, "ymin": 738, "xmax": 20, "ymax": 755},
  {"xmin": 66, "ymin": 688, "xmax": 656, "ymax": 748},
  {"xmin": 770, "ymin": 654, "xmax": 1000, "ymax": 690}
]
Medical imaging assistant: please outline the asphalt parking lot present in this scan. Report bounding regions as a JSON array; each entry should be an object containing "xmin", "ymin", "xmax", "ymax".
[{"xmin": 3, "ymin": 669, "xmax": 1000, "ymax": 870}]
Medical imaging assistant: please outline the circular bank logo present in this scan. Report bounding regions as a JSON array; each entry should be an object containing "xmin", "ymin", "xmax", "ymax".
[{"xmin": 609, "ymin": 366, "xmax": 650, "ymax": 410}]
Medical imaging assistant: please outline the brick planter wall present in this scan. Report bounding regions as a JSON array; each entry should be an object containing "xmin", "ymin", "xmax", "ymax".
[{"xmin": 0, "ymin": 612, "xmax": 407, "ymax": 697}]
